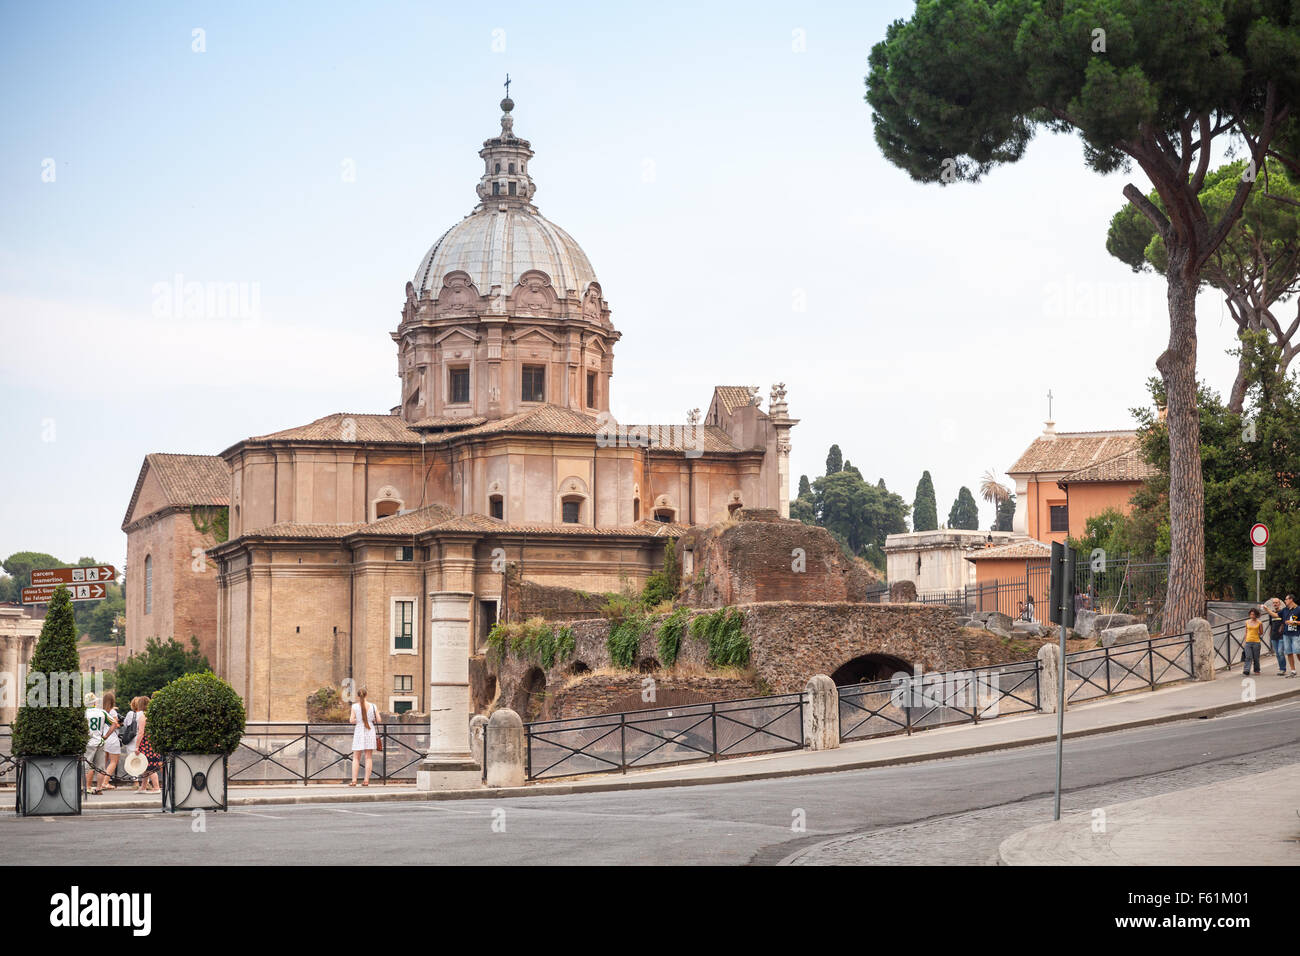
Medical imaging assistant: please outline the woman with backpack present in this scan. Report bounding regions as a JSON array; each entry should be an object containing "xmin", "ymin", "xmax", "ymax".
[
  {"xmin": 349, "ymin": 688, "xmax": 381, "ymax": 787},
  {"xmin": 119, "ymin": 697, "xmax": 143, "ymax": 790},
  {"xmin": 94, "ymin": 691, "xmax": 122, "ymax": 792}
]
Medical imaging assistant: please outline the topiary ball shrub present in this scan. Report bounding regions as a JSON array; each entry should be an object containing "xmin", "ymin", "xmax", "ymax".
[
  {"xmin": 147, "ymin": 672, "xmax": 247, "ymax": 755},
  {"xmin": 12, "ymin": 586, "xmax": 88, "ymax": 757}
]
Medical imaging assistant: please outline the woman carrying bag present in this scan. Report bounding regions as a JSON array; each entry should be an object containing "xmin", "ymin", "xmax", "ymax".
[{"xmin": 349, "ymin": 688, "xmax": 382, "ymax": 787}]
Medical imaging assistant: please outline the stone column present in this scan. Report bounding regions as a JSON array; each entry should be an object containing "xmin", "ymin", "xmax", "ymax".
[
  {"xmin": 1, "ymin": 636, "xmax": 15, "ymax": 723},
  {"xmin": 803, "ymin": 675, "xmax": 840, "ymax": 750},
  {"xmin": 1189, "ymin": 617, "xmax": 1215, "ymax": 682},
  {"xmin": 766, "ymin": 384, "xmax": 798, "ymax": 519},
  {"xmin": 1037, "ymin": 643, "xmax": 1063, "ymax": 714},
  {"xmin": 484, "ymin": 709, "xmax": 525, "ymax": 788},
  {"xmin": 416, "ymin": 590, "xmax": 481, "ymax": 790}
]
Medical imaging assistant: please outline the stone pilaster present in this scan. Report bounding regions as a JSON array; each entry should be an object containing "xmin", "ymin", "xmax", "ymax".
[
  {"xmin": 416, "ymin": 590, "xmax": 481, "ymax": 790},
  {"xmin": 767, "ymin": 383, "xmax": 799, "ymax": 519}
]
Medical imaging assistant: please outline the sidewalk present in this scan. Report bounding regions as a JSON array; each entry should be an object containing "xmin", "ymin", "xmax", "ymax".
[
  {"xmin": 49, "ymin": 665, "xmax": 1300, "ymax": 812},
  {"xmin": 998, "ymin": 762, "xmax": 1300, "ymax": 865}
]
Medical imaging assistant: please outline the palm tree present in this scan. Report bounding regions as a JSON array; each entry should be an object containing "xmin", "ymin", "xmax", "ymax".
[{"xmin": 979, "ymin": 469, "xmax": 1010, "ymax": 508}]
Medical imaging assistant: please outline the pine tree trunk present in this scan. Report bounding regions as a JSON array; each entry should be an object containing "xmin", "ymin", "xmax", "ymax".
[{"xmin": 1157, "ymin": 262, "xmax": 1206, "ymax": 634}]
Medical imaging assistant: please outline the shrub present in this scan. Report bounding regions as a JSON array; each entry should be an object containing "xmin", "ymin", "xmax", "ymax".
[
  {"xmin": 114, "ymin": 635, "xmax": 210, "ymax": 700},
  {"xmin": 146, "ymin": 672, "xmax": 246, "ymax": 755},
  {"xmin": 12, "ymin": 586, "xmax": 87, "ymax": 757},
  {"xmin": 689, "ymin": 607, "xmax": 751, "ymax": 668},
  {"xmin": 306, "ymin": 686, "xmax": 351, "ymax": 722},
  {"xmin": 641, "ymin": 540, "xmax": 681, "ymax": 607},
  {"xmin": 488, "ymin": 619, "xmax": 576, "ymax": 669},
  {"xmin": 608, "ymin": 614, "xmax": 651, "ymax": 669},
  {"xmin": 657, "ymin": 606, "xmax": 691, "ymax": 667}
]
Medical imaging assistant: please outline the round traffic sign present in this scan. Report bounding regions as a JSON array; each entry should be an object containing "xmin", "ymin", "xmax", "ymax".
[{"xmin": 1250, "ymin": 523, "xmax": 1269, "ymax": 546}]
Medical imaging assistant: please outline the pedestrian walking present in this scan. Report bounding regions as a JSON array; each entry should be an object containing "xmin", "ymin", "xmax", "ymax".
[
  {"xmin": 83, "ymin": 692, "xmax": 116, "ymax": 795},
  {"xmin": 119, "ymin": 697, "xmax": 144, "ymax": 789},
  {"xmin": 95, "ymin": 691, "xmax": 122, "ymax": 791},
  {"xmin": 1282, "ymin": 595, "xmax": 1300, "ymax": 677},
  {"xmin": 349, "ymin": 688, "xmax": 381, "ymax": 787},
  {"xmin": 135, "ymin": 696, "xmax": 162, "ymax": 792},
  {"xmin": 1265, "ymin": 598, "xmax": 1287, "ymax": 675},
  {"xmin": 1243, "ymin": 609, "xmax": 1263, "ymax": 677}
]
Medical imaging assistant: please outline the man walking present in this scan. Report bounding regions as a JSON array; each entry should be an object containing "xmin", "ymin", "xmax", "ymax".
[
  {"xmin": 1265, "ymin": 597, "xmax": 1287, "ymax": 675},
  {"xmin": 1282, "ymin": 595, "xmax": 1300, "ymax": 678}
]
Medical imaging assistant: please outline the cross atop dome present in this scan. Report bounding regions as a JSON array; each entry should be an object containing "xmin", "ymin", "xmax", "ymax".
[{"xmin": 476, "ymin": 86, "xmax": 537, "ymax": 208}]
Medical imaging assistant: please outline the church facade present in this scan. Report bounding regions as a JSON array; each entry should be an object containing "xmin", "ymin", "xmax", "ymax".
[{"xmin": 125, "ymin": 96, "xmax": 797, "ymax": 752}]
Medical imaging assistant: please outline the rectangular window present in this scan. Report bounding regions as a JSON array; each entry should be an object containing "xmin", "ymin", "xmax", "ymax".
[
  {"xmin": 489, "ymin": 496, "xmax": 504, "ymax": 520},
  {"xmin": 492, "ymin": 182, "xmax": 500, "ymax": 196},
  {"xmin": 449, "ymin": 367, "xmax": 470, "ymax": 404},
  {"xmin": 587, "ymin": 372, "xmax": 596, "ymax": 408},
  {"xmin": 562, "ymin": 500, "xmax": 581, "ymax": 524},
  {"xmin": 521, "ymin": 365, "xmax": 545, "ymax": 403},
  {"xmin": 508, "ymin": 181, "xmax": 516, "ymax": 195},
  {"xmin": 394, "ymin": 674, "xmax": 413, "ymax": 693},
  {"xmin": 392, "ymin": 699, "xmax": 414, "ymax": 714},
  {"xmin": 393, "ymin": 600, "xmax": 414, "ymax": 651},
  {"xmin": 395, "ymin": 546, "xmax": 414, "ymax": 562},
  {"xmin": 1049, "ymin": 504, "xmax": 1069, "ymax": 533}
]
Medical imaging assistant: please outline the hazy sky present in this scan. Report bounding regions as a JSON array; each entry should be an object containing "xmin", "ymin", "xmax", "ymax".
[{"xmin": 0, "ymin": 0, "xmax": 1245, "ymax": 573}]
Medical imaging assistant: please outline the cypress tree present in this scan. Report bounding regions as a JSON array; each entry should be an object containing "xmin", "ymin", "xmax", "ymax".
[
  {"xmin": 797, "ymin": 474, "xmax": 812, "ymax": 499},
  {"xmin": 995, "ymin": 494, "xmax": 1017, "ymax": 532},
  {"xmin": 912, "ymin": 471, "xmax": 938, "ymax": 532},
  {"xmin": 825, "ymin": 444, "xmax": 843, "ymax": 475},
  {"xmin": 12, "ymin": 585, "xmax": 88, "ymax": 756},
  {"xmin": 948, "ymin": 486, "xmax": 980, "ymax": 530}
]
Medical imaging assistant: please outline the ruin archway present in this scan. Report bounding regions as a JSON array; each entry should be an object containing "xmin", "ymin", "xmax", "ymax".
[
  {"xmin": 514, "ymin": 667, "xmax": 548, "ymax": 721},
  {"xmin": 830, "ymin": 653, "xmax": 912, "ymax": 687}
]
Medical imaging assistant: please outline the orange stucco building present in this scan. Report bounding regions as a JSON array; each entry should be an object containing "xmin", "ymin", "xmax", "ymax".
[{"xmin": 1006, "ymin": 424, "xmax": 1156, "ymax": 546}]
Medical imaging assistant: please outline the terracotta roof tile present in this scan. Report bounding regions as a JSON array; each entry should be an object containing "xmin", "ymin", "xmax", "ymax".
[
  {"xmin": 1060, "ymin": 446, "xmax": 1158, "ymax": 483},
  {"xmin": 619, "ymin": 424, "xmax": 741, "ymax": 453},
  {"xmin": 1008, "ymin": 431, "xmax": 1140, "ymax": 475},
  {"xmin": 714, "ymin": 385, "xmax": 758, "ymax": 414},
  {"xmin": 122, "ymin": 453, "xmax": 229, "ymax": 529},
  {"xmin": 247, "ymin": 412, "xmax": 422, "ymax": 444},
  {"xmin": 409, "ymin": 415, "xmax": 487, "ymax": 431},
  {"xmin": 966, "ymin": 539, "xmax": 1053, "ymax": 561}
]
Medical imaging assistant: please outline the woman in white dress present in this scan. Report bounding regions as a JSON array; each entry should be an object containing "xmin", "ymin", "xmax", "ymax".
[{"xmin": 349, "ymin": 689, "xmax": 381, "ymax": 786}]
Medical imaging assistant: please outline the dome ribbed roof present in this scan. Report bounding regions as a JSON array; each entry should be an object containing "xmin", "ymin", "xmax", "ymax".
[{"xmin": 414, "ymin": 205, "xmax": 596, "ymax": 298}]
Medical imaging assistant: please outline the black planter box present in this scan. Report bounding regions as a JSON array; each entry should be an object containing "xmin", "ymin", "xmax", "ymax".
[
  {"xmin": 16, "ymin": 755, "xmax": 83, "ymax": 816},
  {"xmin": 163, "ymin": 753, "xmax": 228, "ymax": 812}
]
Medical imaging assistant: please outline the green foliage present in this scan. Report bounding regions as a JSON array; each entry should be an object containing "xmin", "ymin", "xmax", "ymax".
[
  {"xmin": 657, "ymin": 606, "xmax": 691, "ymax": 667},
  {"xmin": 146, "ymin": 672, "xmax": 246, "ymax": 755},
  {"xmin": 487, "ymin": 619, "xmax": 574, "ymax": 669},
  {"xmin": 689, "ymin": 607, "xmax": 751, "ymax": 668},
  {"xmin": 948, "ymin": 486, "xmax": 980, "ymax": 530},
  {"xmin": 812, "ymin": 469, "xmax": 909, "ymax": 557},
  {"xmin": 825, "ymin": 445, "xmax": 843, "ymax": 475},
  {"xmin": 191, "ymin": 505, "xmax": 230, "ymax": 544},
  {"xmin": 12, "ymin": 586, "xmax": 87, "ymax": 756},
  {"xmin": 797, "ymin": 475, "xmax": 812, "ymax": 499},
  {"xmin": 607, "ymin": 614, "xmax": 651, "ymax": 669},
  {"xmin": 306, "ymin": 686, "xmax": 351, "ymax": 722},
  {"xmin": 113, "ymin": 636, "xmax": 210, "ymax": 701},
  {"xmin": 912, "ymin": 471, "xmax": 938, "ymax": 532},
  {"xmin": 640, "ymin": 540, "xmax": 681, "ymax": 608},
  {"xmin": 995, "ymin": 494, "xmax": 1016, "ymax": 532}
]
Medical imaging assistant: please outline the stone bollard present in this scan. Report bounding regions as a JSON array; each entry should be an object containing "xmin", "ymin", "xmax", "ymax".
[
  {"xmin": 1037, "ymin": 642, "xmax": 1063, "ymax": 714},
  {"xmin": 803, "ymin": 675, "xmax": 840, "ymax": 751},
  {"xmin": 1189, "ymin": 617, "xmax": 1215, "ymax": 681},
  {"xmin": 469, "ymin": 714, "xmax": 488, "ymax": 768},
  {"xmin": 484, "ymin": 709, "xmax": 526, "ymax": 788}
]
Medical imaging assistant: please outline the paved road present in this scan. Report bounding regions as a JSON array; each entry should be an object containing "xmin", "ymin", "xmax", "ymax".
[{"xmin": 4, "ymin": 700, "xmax": 1298, "ymax": 865}]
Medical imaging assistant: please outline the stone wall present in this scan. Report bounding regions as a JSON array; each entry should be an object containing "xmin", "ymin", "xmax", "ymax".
[
  {"xmin": 679, "ymin": 515, "xmax": 880, "ymax": 608},
  {"xmin": 545, "ymin": 674, "xmax": 762, "ymax": 720},
  {"xmin": 502, "ymin": 563, "xmax": 609, "ymax": 623},
  {"xmin": 483, "ymin": 601, "xmax": 979, "ymax": 720}
]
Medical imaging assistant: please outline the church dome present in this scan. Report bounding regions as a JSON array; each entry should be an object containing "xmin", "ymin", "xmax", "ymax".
[
  {"xmin": 414, "ymin": 205, "xmax": 596, "ymax": 299},
  {"xmin": 412, "ymin": 94, "xmax": 599, "ymax": 301}
]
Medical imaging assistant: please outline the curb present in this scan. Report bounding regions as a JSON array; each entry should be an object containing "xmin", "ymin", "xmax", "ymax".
[{"xmin": 45, "ymin": 680, "xmax": 1300, "ymax": 813}]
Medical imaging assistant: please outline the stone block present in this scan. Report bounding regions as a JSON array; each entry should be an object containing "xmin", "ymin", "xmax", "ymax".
[
  {"xmin": 1189, "ymin": 617, "xmax": 1215, "ymax": 681},
  {"xmin": 469, "ymin": 714, "xmax": 488, "ymax": 767},
  {"xmin": 1100, "ymin": 623, "xmax": 1149, "ymax": 647},
  {"xmin": 1074, "ymin": 608, "xmax": 1097, "ymax": 639},
  {"xmin": 890, "ymin": 580, "xmax": 918, "ymax": 603},
  {"xmin": 803, "ymin": 675, "xmax": 839, "ymax": 751},
  {"xmin": 1037, "ymin": 643, "xmax": 1062, "ymax": 714},
  {"xmin": 985, "ymin": 612, "xmax": 1013, "ymax": 633},
  {"xmin": 485, "ymin": 708, "xmax": 526, "ymax": 788},
  {"xmin": 1094, "ymin": 613, "xmax": 1138, "ymax": 630}
]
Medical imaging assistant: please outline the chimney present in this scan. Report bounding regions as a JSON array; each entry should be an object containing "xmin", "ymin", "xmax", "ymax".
[{"xmin": 1042, "ymin": 420, "xmax": 1057, "ymax": 441}]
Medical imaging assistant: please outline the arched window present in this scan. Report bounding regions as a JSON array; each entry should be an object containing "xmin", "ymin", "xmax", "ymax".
[
  {"xmin": 633, "ymin": 498, "xmax": 641, "ymax": 521},
  {"xmin": 376, "ymin": 500, "xmax": 400, "ymax": 519},
  {"xmin": 653, "ymin": 509, "xmax": 675, "ymax": 523},
  {"xmin": 144, "ymin": 555, "xmax": 152, "ymax": 615}
]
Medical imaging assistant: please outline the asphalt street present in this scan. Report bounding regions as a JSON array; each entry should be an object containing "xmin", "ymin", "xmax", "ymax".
[{"xmin": 4, "ymin": 699, "xmax": 1298, "ymax": 865}]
